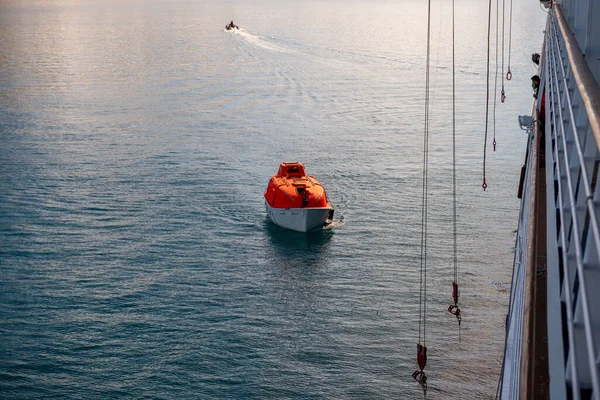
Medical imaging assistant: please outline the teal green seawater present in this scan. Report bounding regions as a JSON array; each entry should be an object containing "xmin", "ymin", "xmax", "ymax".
[{"xmin": 1, "ymin": 0, "xmax": 545, "ymax": 398}]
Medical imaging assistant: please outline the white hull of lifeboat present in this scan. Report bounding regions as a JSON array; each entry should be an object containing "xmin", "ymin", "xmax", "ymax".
[{"xmin": 265, "ymin": 201, "xmax": 334, "ymax": 232}]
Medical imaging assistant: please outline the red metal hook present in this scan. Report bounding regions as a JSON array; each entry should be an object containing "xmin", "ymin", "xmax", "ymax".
[{"xmin": 501, "ymin": 89, "xmax": 506, "ymax": 103}]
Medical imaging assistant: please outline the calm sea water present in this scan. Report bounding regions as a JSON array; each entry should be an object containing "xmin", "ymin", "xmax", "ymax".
[{"xmin": 1, "ymin": 0, "xmax": 545, "ymax": 398}]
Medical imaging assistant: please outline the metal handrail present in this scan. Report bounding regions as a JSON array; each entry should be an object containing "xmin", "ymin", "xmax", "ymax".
[
  {"xmin": 547, "ymin": 26, "xmax": 582, "ymax": 399},
  {"xmin": 555, "ymin": 4, "xmax": 600, "ymax": 149},
  {"xmin": 500, "ymin": 4, "xmax": 600, "ymax": 398},
  {"xmin": 550, "ymin": 14, "xmax": 600, "ymax": 396},
  {"xmin": 547, "ymin": 7, "xmax": 600, "ymax": 399},
  {"xmin": 551, "ymin": 12, "xmax": 600, "ymax": 272}
]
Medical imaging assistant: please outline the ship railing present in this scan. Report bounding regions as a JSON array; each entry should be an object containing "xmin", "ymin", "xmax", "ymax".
[{"xmin": 543, "ymin": 3, "xmax": 600, "ymax": 400}]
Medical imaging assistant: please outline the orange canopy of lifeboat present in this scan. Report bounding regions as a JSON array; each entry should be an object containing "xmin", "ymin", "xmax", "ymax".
[{"xmin": 264, "ymin": 162, "xmax": 330, "ymax": 209}]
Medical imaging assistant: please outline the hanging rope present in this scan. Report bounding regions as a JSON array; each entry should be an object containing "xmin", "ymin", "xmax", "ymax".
[
  {"xmin": 427, "ymin": 0, "xmax": 446, "ymax": 116},
  {"xmin": 506, "ymin": 0, "xmax": 513, "ymax": 80},
  {"xmin": 492, "ymin": 0, "xmax": 499, "ymax": 152},
  {"xmin": 482, "ymin": 0, "xmax": 493, "ymax": 191},
  {"xmin": 447, "ymin": 0, "xmax": 461, "ymax": 339},
  {"xmin": 413, "ymin": 0, "xmax": 432, "ymax": 394},
  {"xmin": 501, "ymin": 0, "xmax": 506, "ymax": 102}
]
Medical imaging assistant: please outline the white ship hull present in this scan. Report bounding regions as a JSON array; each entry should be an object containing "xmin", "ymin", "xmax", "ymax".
[{"xmin": 265, "ymin": 201, "xmax": 334, "ymax": 232}]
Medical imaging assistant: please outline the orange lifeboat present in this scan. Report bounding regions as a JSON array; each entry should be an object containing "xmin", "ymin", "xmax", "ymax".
[{"xmin": 264, "ymin": 162, "xmax": 334, "ymax": 232}]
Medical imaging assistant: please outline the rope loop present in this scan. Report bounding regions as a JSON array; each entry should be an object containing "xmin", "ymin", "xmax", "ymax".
[
  {"xmin": 482, "ymin": 179, "xmax": 488, "ymax": 191},
  {"xmin": 506, "ymin": 69, "xmax": 512, "ymax": 80}
]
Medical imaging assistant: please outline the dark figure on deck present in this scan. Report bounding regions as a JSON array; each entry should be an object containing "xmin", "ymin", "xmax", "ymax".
[
  {"xmin": 531, "ymin": 75, "xmax": 541, "ymax": 98},
  {"xmin": 531, "ymin": 75, "xmax": 545, "ymax": 132}
]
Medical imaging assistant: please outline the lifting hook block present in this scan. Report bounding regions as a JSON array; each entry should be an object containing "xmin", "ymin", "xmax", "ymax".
[
  {"xmin": 452, "ymin": 282, "xmax": 459, "ymax": 304},
  {"xmin": 416, "ymin": 343, "xmax": 427, "ymax": 371}
]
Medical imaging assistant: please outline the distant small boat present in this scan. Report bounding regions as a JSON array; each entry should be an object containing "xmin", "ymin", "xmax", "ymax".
[
  {"xmin": 225, "ymin": 21, "xmax": 239, "ymax": 30},
  {"xmin": 264, "ymin": 162, "xmax": 334, "ymax": 232}
]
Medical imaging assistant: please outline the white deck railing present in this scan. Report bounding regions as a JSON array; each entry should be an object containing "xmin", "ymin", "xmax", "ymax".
[
  {"xmin": 499, "ymin": 2, "xmax": 600, "ymax": 399},
  {"xmin": 544, "ymin": 4, "xmax": 600, "ymax": 399}
]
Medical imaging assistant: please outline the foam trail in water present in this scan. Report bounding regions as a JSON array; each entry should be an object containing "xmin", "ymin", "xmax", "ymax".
[{"xmin": 230, "ymin": 29, "xmax": 293, "ymax": 53}]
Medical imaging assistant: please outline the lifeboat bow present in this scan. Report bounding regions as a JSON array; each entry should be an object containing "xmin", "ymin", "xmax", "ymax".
[{"xmin": 264, "ymin": 162, "xmax": 334, "ymax": 232}]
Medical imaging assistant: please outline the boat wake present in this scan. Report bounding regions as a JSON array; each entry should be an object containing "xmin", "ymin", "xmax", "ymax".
[
  {"xmin": 229, "ymin": 29, "xmax": 293, "ymax": 53},
  {"xmin": 323, "ymin": 214, "xmax": 345, "ymax": 230}
]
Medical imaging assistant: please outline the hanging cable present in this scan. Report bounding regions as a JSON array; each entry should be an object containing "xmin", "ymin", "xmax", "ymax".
[
  {"xmin": 492, "ymin": 0, "xmax": 499, "ymax": 152},
  {"xmin": 482, "ymin": 0, "xmax": 493, "ymax": 190},
  {"xmin": 427, "ymin": 0, "xmax": 445, "ymax": 115},
  {"xmin": 506, "ymin": 0, "xmax": 513, "ymax": 80},
  {"xmin": 447, "ymin": 0, "xmax": 461, "ymax": 337},
  {"xmin": 413, "ymin": 0, "xmax": 432, "ymax": 395},
  {"xmin": 501, "ymin": 0, "xmax": 506, "ymax": 102}
]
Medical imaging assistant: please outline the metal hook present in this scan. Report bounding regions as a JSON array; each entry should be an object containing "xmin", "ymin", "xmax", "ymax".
[
  {"xmin": 448, "ymin": 305, "xmax": 462, "ymax": 322},
  {"xmin": 412, "ymin": 370, "xmax": 428, "ymax": 394}
]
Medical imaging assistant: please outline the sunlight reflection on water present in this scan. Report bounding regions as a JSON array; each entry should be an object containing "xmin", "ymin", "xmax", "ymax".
[{"xmin": 0, "ymin": 0, "xmax": 546, "ymax": 398}]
